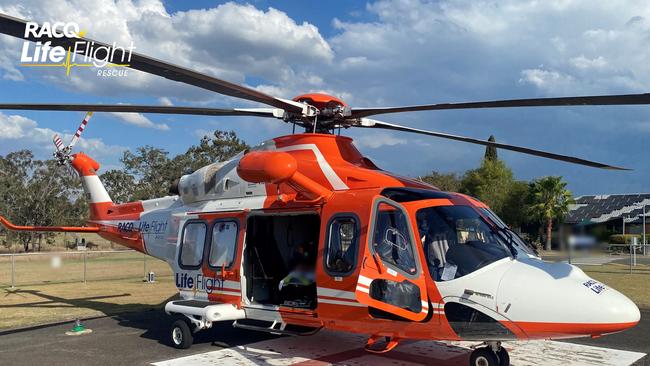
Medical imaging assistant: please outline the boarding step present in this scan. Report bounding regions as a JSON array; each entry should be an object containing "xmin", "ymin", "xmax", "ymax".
[
  {"xmin": 233, "ymin": 319, "xmax": 322, "ymax": 336},
  {"xmin": 165, "ymin": 300, "xmax": 245, "ymax": 322}
]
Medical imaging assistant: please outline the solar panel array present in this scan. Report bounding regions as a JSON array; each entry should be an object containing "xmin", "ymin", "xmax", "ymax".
[{"xmin": 565, "ymin": 194, "xmax": 650, "ymax": 224}]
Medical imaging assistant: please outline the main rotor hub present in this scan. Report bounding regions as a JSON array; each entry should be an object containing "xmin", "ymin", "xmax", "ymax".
[{"xmin": 291, "ymin": 93, "xmax": 352, "ymax": 132}]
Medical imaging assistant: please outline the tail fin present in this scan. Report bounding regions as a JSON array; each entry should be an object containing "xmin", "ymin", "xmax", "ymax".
[{"xmin": 70, "ymin": 152, "xmax": 113, "ymax": 219}]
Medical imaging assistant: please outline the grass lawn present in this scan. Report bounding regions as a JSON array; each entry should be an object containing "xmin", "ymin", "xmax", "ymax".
[
  {"xmin": 0, "ymin": 277, "xmax": 178, "ymax": 330},
  {"xmin": 0, "ymin": 251, "xmax": 172, "ymax": 287},
  {"xmin": 0, "ymin": 252, "xmax": 177, "ymax": 330}
]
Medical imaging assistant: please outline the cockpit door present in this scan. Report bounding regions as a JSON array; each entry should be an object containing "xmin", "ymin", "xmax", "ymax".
[{"xmin": 355, "ymin": 197, "xmax": 430, "ymax": 321}]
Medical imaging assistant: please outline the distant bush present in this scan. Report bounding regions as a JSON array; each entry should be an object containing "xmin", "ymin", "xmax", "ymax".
[
  {"xmin": 609, "ymin": 234, "xmax": 641, "ymax": 244},
  {"xmin": 590, "ymin": 226, "xmax": 615, "ymax": 243}
]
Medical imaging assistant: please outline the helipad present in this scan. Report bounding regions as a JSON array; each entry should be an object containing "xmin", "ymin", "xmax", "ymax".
[{"xmin": 152, "ymin": 330, "xmax": 646, "ymax": 366}]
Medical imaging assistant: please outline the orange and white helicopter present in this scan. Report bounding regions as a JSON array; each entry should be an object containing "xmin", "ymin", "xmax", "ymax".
[{"xmin": 0, "ymin": 14, "xmax": 644, "ymax": 366}]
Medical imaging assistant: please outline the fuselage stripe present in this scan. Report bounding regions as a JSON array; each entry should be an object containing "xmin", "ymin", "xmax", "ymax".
[
  {"xmin": 317, "ymin": 287, "xmax": 356, "ymax": 300},
  {"xmin": 318, "ymin": 298, "xmax": 367, "ymax": 308},
  {"xmin": 277, "ymin": 144, "xmax": 348, "ymax": 190}
]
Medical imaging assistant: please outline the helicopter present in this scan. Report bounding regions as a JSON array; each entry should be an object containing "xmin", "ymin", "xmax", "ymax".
[{"xmin": 0, "ymin": 13, "xmax": 644, "ymax": 366}]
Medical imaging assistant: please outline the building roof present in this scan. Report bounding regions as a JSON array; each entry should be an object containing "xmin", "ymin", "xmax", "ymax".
[{"xmin": 565, "ymin": 193, "xmax": 650, "ymax": 225}]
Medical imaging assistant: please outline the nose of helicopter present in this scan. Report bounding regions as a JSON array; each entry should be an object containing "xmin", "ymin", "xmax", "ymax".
[{"xmin": 497, "ymin": 258, "xmax": 640, "ymax": 339}]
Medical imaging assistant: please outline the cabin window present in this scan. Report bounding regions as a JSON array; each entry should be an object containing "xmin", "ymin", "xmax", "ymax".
[
  {"xmin": 209, "ymin": 220, "xmax": 238, "ymax": 268},
  {"xmin": 179, "ymin": 221, "xmax": 207, "ymax": 268},
  {"xmin": 371, "ymin": 201, "xmax": 417, "ymax": 275},
  {"xmin": 325, "ymin": 215, "xmax": 359, "ymax": 275}
]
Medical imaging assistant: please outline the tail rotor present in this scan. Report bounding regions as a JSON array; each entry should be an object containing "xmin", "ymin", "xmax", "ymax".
[{"xmin": 52, "ymin": 112, "xmax": 93, "ymax": 165}]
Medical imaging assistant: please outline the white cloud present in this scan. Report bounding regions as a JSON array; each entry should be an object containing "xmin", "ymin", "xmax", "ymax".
[
  {"xmin": 355, "ymin": 132, "xmax": 407, "ymax": 149},
  {"xmin": 328, "ymin": 0, "xmax": 650, "ymax": 100},
  {"xmin": 570, "ymin": 55, "xmax": 609, "ymax": 70},
  {"xmin": 0, "ymin": 1, "xmax": 333, "ymax": 103},
  {"xmin": 108, "ymin": 112, "xmax": 169, "ymax": 130},
  {"xmin": 158, "ymin": 97, "xmax": 173, "ymax": 106},
  {"xmin": 0, "ymin": 112, "xmax": 125, "ymax": 161},
  {"xmin": 0, "ymin": 113, "xmax": 34, "ymax": 138},
  {"xmin": 519, "ymin": 68, "xmax": 576, "ymax": 93},
  {"xmin": 0, "ymin": 53, "xmax": 23, "ymax": 81}
]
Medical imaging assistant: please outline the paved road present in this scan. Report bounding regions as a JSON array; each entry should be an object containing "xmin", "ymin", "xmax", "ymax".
[{"xmin": 0, "ymin": 309, "xmax": 647, "ymax": 366}]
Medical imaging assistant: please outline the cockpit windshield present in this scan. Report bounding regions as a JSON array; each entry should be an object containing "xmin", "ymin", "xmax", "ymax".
[
  {"xmin": 416, "ymin": 205, "xmax": 510, "ymax": 281},
  {"xmin": 478, "ymin": 207, "xmax": 538, "ymax": 257}
]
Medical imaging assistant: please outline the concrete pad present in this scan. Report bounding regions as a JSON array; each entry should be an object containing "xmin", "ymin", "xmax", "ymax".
[{"xmin": 152, "ymin": 330, "xmax": 646, "ymax": 366}]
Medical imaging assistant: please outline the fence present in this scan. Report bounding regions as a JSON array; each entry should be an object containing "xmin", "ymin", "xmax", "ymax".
[
  {"xmin": 560, "ymin": 242, "xmax": 650, "ymax": 275},
  {"xmin": 0, "ymin": 250, "xmax": 172, "ymax": 288}
]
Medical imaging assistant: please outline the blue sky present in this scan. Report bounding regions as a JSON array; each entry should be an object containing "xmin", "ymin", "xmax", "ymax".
[{"xmin": 0, "ymin": 0, "xmax": 649, "ymax": 196}]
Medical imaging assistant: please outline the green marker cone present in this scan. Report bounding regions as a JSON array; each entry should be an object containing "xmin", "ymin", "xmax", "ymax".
[{"xmin": 71, "ymin": 319, "xmax": 85, "ymax": 332}]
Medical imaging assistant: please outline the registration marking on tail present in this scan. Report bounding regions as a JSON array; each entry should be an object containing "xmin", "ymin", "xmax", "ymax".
[{"xmin": 151, "ymin": 330, "xmax": 645, "ymax": 366}]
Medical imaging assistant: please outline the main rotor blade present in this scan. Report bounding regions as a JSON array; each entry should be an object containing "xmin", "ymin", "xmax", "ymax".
[
  {"xmin": 358, "ymin": 118, "xmax": 630, "ymax": 170},
  {"xmin": 0, "ymin": 103, "xmax": 280, "ymax": 117},
  {"xmin": 0, "ymin": 13, "xmax": 303, "ymax": 114},
  {"xmin": 350, "ymin": 93, "xmax": 650, "ymax": 118}
]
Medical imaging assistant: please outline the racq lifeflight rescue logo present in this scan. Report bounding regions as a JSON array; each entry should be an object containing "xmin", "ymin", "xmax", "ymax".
[{"xmin": 19, "ymin": 21, "xmax": 135, "ymax": 77}]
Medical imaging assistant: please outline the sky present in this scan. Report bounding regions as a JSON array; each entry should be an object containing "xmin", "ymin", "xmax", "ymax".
[{"xmin": 0, "ymin": 0, "xmax": 649, "ymax": 196}]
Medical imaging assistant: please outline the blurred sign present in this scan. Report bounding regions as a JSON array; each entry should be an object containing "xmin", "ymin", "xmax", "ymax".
[
  {"xmin": 568, "ymin": 234, "xmax": 596, "ymax": 249},
  {"xmin": 50, "ymin": 255, "xmax": 62, "ymax": 269}
]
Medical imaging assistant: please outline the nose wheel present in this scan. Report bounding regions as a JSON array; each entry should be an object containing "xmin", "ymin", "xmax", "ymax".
[{"xmin": 469, "ymin": 342, "xmax": 509, "ymax": 366}]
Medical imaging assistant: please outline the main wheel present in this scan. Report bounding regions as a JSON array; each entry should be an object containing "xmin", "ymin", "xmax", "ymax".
[
  {"xmin": 469, "ymin": 347, "xmax": 499, "ymax": 366},
  {"xmin": 170, "ymin": 319, "xmax": 193, "ymax": 349},
  {"xmin": 496, "ymin": 347, "xmax": 510, "ymax": 366}
]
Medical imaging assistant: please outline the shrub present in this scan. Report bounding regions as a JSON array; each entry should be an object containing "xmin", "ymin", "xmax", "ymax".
[{"xmin": 609, "ymin": 234, "xmax": 641, "ymax": 244}]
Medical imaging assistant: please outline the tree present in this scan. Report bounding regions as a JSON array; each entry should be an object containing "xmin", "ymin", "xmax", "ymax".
[
  {"xmin": 484, "ymin": 135, "xmax": 498, "ymax": 161},
  {"xmin": 499, "ymin": 180, "xmax": 532, "ymax": 228},
  {"xmin": 0, "ymin": 152, "xmax": 85, "ymax": 252},
  {"xmin": 419, "ymin": 171, "xmax": 463, "ymax": 192},
  {"xmin": 101, "ymin": 170, "xmax": 136, "ymax": 203},
  {"xmin": 460, "ymin": 158, "xmax": 514, "ymax": 217},
  {"xmin": 180, "ymin": 130, "xmax": 249, "ymax": 172},
  {"xmin": 529, "ymin": 176, "xmax": 573, "ymax": 251},
  {"xmin": 121, "ymin": 146, "xmax": 173, "ymax": 200}
]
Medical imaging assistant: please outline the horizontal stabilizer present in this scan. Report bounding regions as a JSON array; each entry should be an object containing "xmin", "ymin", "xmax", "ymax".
[{"xmin": 0, "ymin": 215, "xmax": 100, "ymax": 232}]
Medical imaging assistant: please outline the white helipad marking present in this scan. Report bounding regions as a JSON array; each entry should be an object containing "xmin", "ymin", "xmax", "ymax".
[{"xmin": 152, "ymin": 330, "xmax": 645, "ymax": 366}]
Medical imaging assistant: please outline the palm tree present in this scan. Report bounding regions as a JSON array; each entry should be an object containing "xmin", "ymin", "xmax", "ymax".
[{"xmin": 529, "ymin": 176, "xmax": 574, "ymax": 251}]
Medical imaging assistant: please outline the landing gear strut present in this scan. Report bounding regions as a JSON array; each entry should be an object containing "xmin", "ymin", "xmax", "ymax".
[{"xmin": 469, "ymin": 341, "xmax": 509, "ymax": 366}]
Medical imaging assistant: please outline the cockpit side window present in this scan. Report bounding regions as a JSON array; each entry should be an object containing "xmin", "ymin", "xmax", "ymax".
[
  {"xmin": 417, "ymin": 206, "xmax": 509, "ymax": 281},
  {"xmin": 372, "ymin": 202, "xmax": 417, "ymax": 276}
]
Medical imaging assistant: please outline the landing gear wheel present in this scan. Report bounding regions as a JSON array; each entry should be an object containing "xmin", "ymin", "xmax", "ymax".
[
  {"xmin": 170, "ymin": 319, "xmax": 193, "ymax": 349},
  {"xmin": 469, "ymin": 347, "xmax": 499, "ymax": 366},
  {"xmin": 496, "ymin": 347, "xmax": 510, "ymax": 366}
]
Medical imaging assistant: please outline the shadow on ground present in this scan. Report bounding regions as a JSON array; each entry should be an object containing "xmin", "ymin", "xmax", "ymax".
[{"xmin": 0, "ymin": 288, "xmax": 276, "ymax": 349}]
